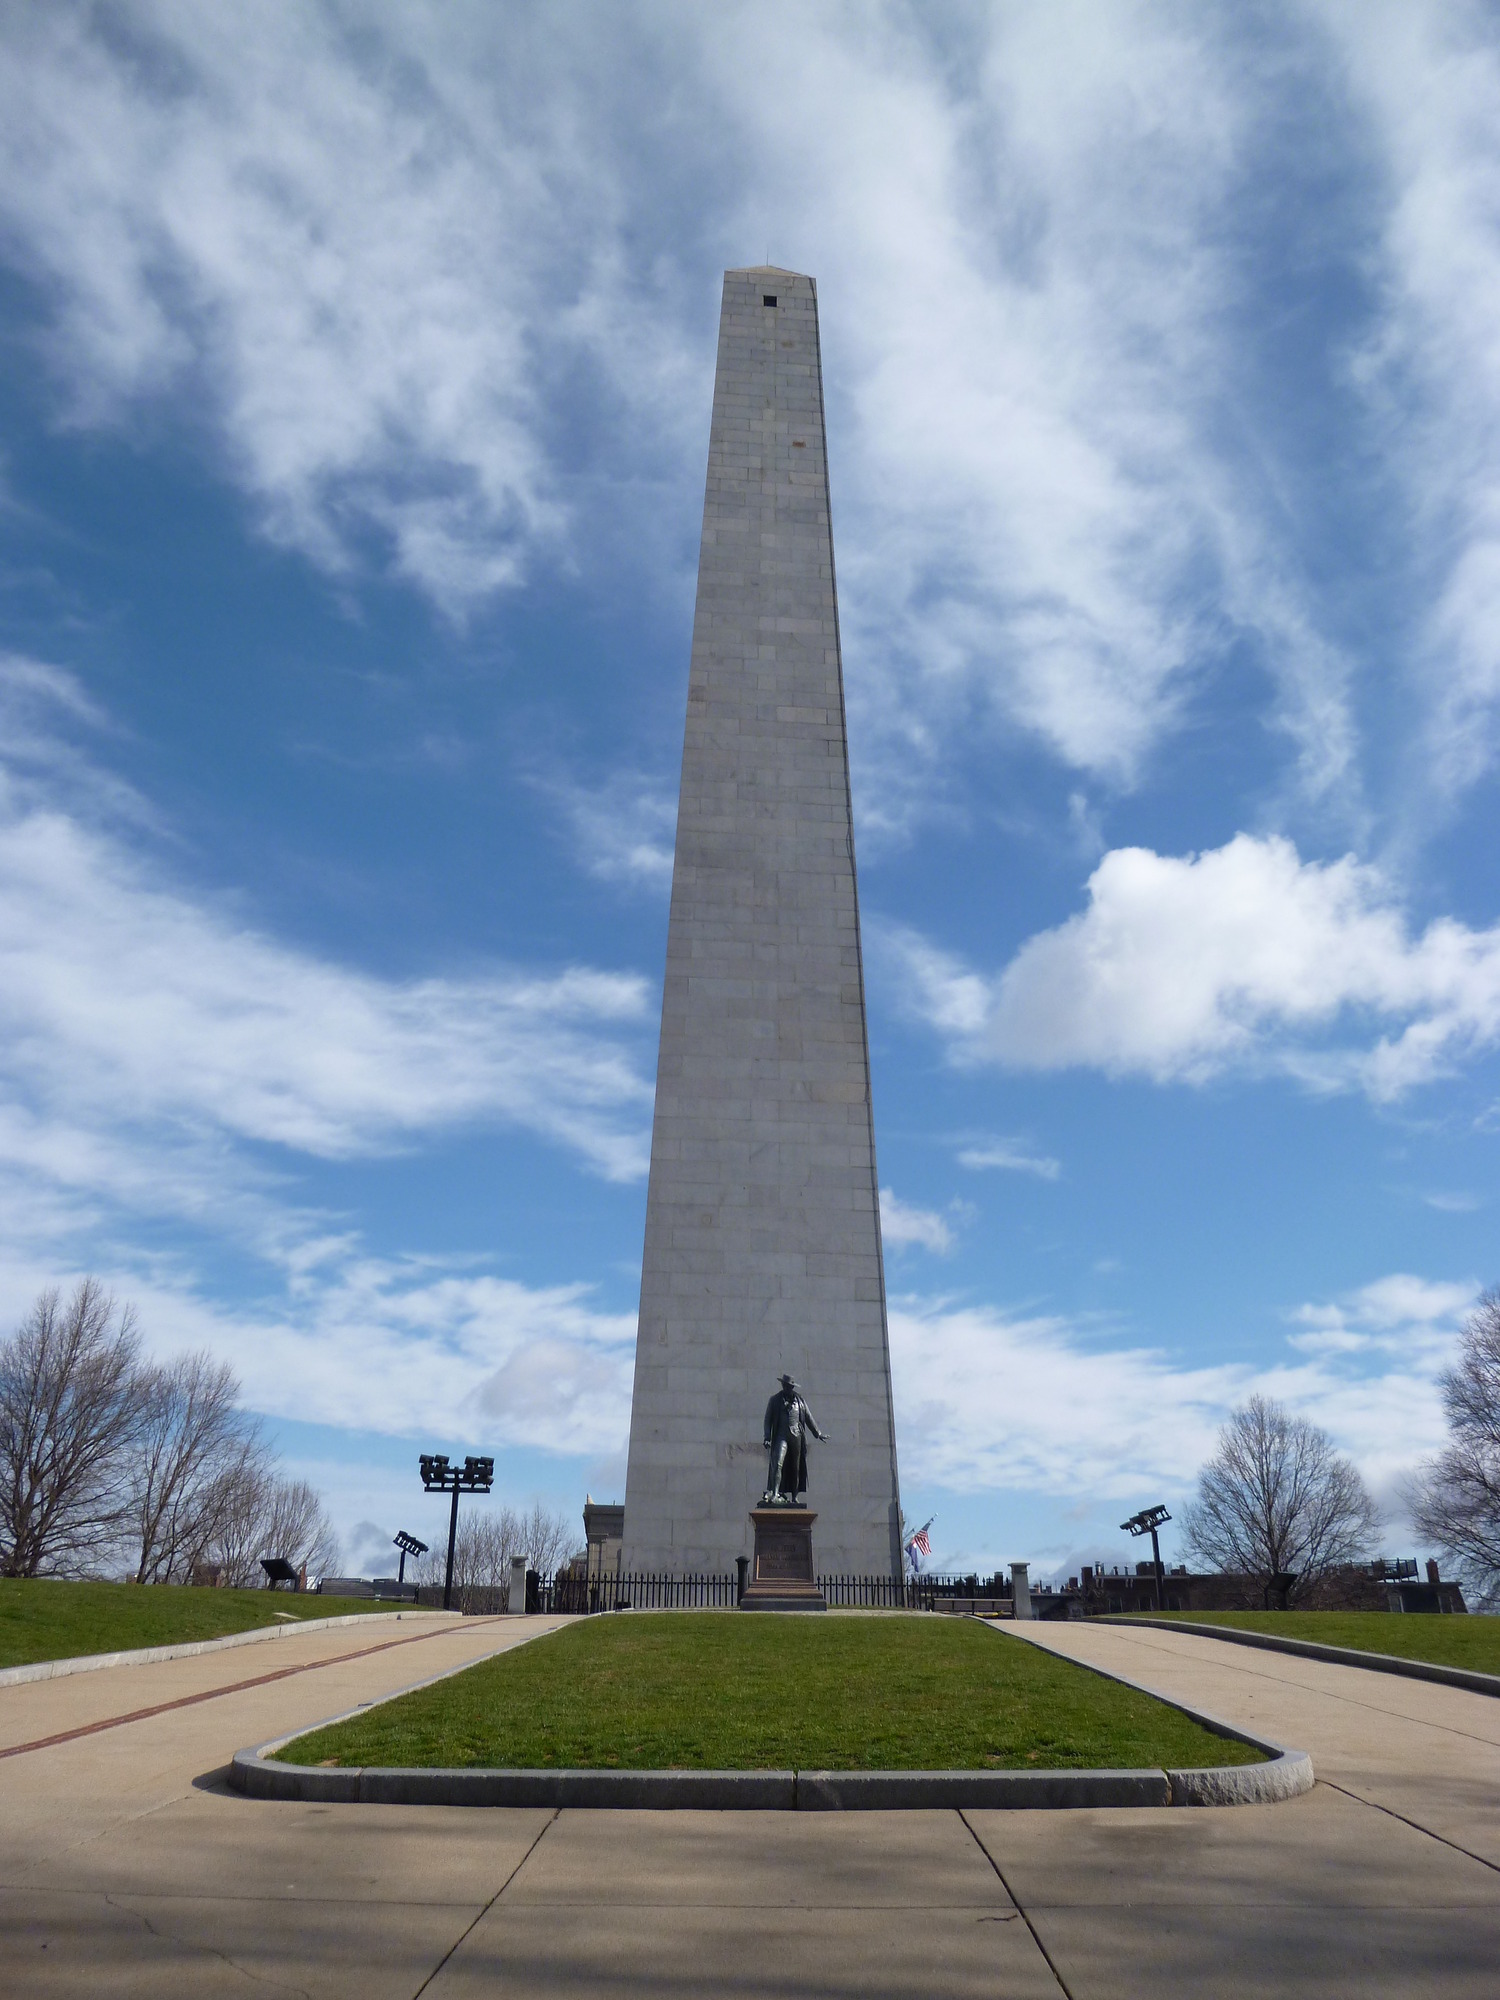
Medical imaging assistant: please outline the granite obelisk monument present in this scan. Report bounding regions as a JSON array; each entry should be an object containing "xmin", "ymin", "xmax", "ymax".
[{"xmin": 622, "ymin": 268, "xmax": 902, "ymax": 1577}]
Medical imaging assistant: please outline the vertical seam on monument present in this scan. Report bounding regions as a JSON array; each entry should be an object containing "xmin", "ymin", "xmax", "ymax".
[{"xmin": 809, "ymin": 273, "xmax": 904, "ymax": 1576}]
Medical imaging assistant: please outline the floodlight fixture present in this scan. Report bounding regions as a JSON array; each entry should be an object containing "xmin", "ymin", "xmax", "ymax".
[
  {"xmin": 1119, "ymin": 1504, "xmax": 1172, "ymax": 1610},
  {"xmin": 419, "ymin": 1452, "xmax": 496, "ymax": 1608},
  {"xmin": 393, "ymin": 1528, "xmax": 428, "ymax": 1585}
]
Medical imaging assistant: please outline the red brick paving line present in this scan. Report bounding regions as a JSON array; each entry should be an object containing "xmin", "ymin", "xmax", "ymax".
[{"xmin": 0, "ymin": 1616, "xmax": 508, "ymax": 1762}]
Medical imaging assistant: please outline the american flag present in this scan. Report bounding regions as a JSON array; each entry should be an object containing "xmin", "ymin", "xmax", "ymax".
[{"xmin": 905, "ymin": 1520, "xmax": 932, "ymax": 1561}]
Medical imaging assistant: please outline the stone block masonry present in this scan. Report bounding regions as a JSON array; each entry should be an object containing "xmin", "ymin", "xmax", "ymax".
[{"xmin": 622, "ymin": 269, "xmax": 903, "ymax": 1576}]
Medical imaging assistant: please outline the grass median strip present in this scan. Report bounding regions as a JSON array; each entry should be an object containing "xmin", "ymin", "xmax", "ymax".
[
  {"xmin": 0, "ymin": 1577, "xmax": 407, "ymax": 1668},
  {"xmin": 1137, "ymin": 1609, "xmax": 1500, "ymax": 1675},
  {"xmin": 275, "ymin": 1613, "xmax": 1264, "ymax": 1772}
]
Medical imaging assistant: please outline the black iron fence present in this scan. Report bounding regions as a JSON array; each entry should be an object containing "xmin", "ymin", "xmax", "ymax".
[
  {"xmin": 524, "ymin": 1571, "xmax": 1002, "ymax": 1614},
  {"xmin": 535, "ymin": 1572, "xmax": 739, "ymax": 1613}
]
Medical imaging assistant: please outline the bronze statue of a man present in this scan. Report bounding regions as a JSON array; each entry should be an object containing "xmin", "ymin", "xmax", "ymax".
[{"xmin": 762, "ymin": 1374, "xmax": 827, "ymax": 1505}]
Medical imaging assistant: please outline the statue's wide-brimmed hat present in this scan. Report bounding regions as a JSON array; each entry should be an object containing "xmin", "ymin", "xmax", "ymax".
[{"xmin": 779, "ymin": 1372, "xmax": 796, "ymax": 1388}]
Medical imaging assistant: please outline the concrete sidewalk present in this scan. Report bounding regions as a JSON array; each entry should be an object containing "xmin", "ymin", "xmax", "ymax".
[
  {"xmin": 994, "ymin": 1618, "xmax": 1500, "ymax": 1996},
  {"xmin": 2, "ymin": 1610, "xmax": 1497, "ymax": 1996}
]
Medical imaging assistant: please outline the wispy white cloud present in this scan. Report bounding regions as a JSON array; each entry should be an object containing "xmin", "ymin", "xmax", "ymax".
[
  {"xmin": 22, "ymin": 1250, "xmax": 640, "ymax": 1459},
  {"xmin": 1323, "ymin": 1, "xmax": 1500, "ymax": 802},
  {"xmin": 878, "ymin": 1187, "xmax": 954, "ymax": 1255},
  {"xmin": 693, "ymin": 5, "xmax": 1365, "ymax": 808},
  {"xmin": 891, "ymin": 1269, "xmax": 1467, "ymax": 1502},
  {"xmin": 0, "ymin": 797, "xmax": 654, "ymax": 1176},
  {"xmin": 0, "ymin": 4, "xmax": 1378, "ymax": 812},
  {"xmin": 0, "ymin": 5, "xmax": 700, "ymax": 614},
  {"xmin": 955, "ymin": 1137, "xmax": 1061, "ymax": 1181},
  {"xmin": 10, "ymin": 3, "xmax": 1499, "ymax": 838},
  {"xmin": 1286, "ymin": 1271, "xmax": 1476, "ymax": 1357},
  {"xmin": 536, "ymin": 768, "xmax": 677, "ymax": 890},
  {"xmin": 1423, "ymin": 1191, "xmax": 1484, "ymax": 1214},
  {"xmin": 891, "ymin": 833, "xmax": 1500, "ymax": 1101},
  {"xmin": 0, "ymin": 660, "xmax": 656, "ymax": 1222}
]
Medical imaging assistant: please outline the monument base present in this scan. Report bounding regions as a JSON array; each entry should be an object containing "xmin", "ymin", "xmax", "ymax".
[{"xmin": 740, "ymin": 1507, "xmax": 828, "ymax": 1611}]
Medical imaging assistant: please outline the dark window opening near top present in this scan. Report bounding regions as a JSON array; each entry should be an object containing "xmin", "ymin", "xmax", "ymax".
[{"xmin": 762, "ymin": 294, "xmax": 777, "ymax": 307}]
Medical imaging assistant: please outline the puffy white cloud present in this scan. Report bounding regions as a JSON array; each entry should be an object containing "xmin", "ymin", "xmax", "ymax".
[
  {"xmin": 892, "ymin": 833, "xmax": 1500, "ymax": 1099},
  {"xmin": 878, "ymin": 1187, "xmax": 954, "ymax": 1255}
]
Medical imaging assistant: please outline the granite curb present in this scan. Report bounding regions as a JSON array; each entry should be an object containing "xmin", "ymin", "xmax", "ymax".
[
  {"xmin": 1095, "ymin": 1615, "xmax": 1500, "ymax": 1699},
  {"xmin": 228, "ymin": 1615, "xmax": 1312, "ymax": 1810},
  {"xmin": 229, "ymin": 1745, "xmax": 1313, "ymax": 1810},
  {"xmin": 0, "ymin": 1608, "xmax": 461, "ymax": 1688}
]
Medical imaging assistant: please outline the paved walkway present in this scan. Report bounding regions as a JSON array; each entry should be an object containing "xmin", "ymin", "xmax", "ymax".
[
  {"xmin": 1, "ymin": 1611, "xmax": 1497, "ymax": 1997},
  {"xmin": 1002, "ymin": 1617, "xmax": 1500, "ymax": 1996}
]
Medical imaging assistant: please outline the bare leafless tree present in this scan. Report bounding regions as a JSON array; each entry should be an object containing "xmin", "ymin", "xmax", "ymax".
[
  {"xmin": 410, "ymin": 1502, "xmax": 576, "ymax": 1599},
  {"xmin": 1412, "ymin": 1288, "xmax": 1500, "ymax": 1610},
  {"xmin": 130, "ymin": 1352, "xmax": 268, "ymax": 1583},
  {"xmin": 200, "ymin": 1458, "xmax": 272, "ymax": 1588},
  {"xmin": 260, "ymin": 1476, "xmax": 340, "ymax": 1580},
  {"xmin": 415, "ymin": 1506, "xmax": 518, "ymax": 1594},
  {"xmin": 518, "ymin": 1501, "xmax": 576, "ymax": 1579},
  {"xmin": 0, "ymin": 1280, "xmax": 149, "ymax": 1577},
  {"xmin": 196, "ymin": 1464, "xmax": 340, "ymax": 1587},
  {"xmin": 1183, "ymin": 1395, "xmax": 1380, "ymax": 1602}
]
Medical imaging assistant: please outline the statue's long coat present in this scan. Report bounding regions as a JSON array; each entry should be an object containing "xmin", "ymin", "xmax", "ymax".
[{"xmin": 763, "ymin": 1389, "xmax": 821, "ymax": 1496}]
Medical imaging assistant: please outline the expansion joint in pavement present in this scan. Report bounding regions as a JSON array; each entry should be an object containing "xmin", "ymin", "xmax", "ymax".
[
  {"xmin": 104, "ymin": 1889, "xmax": 315, "ymax": 1999},
  {"xmin": 1320, "ymin": 1778, "xmax": 1500, "ymax": 1879},
  {"xmin": 410, "ymin": 1807, "xmax": 559, "ymax": 1999},
  {"xmin": 958, "ymin": 1809, "xmax": 1075, "ymax": 2000}
]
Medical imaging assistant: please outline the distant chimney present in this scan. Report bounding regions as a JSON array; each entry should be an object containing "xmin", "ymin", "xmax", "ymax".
[{"xmin": 1426, "ymin": 1559, "xmax": 1440, "ymax": 1585}]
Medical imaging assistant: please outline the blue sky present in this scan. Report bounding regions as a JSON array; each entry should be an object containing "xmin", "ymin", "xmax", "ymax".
[{"xmin": 2, "ymin": 2, "xmax": 1498, "ymax": 1581}]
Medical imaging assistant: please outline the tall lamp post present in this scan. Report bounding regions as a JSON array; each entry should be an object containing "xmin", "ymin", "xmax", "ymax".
[
  {"xmin": 419, "ymin": 1454, "xmax": 494, "ymax": 1611},
  {"xmin": 1121, "ymin": 1504, "xmax": 1172, "ymax": 1611},
  {"xmin": 393, "ymin": 1529, "xmax": 427, "ymax": 1586}
]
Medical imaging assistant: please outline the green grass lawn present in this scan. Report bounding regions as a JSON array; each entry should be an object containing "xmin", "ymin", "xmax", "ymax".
[
  {"xmin": 1141, "ymin": 1609, "xmax": 1500, "ymax": 1674},
  {"xmin": 0, "ymin": 1577, "xmax": 407, "ymax": 1669},
  {"xmin": 277, "ymin": 1612, "xmax": 1265, "ymax": 1772}
]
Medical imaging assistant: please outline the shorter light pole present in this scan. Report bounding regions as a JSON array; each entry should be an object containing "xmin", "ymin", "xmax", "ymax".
[
  {"xmin": 419, "ymin": 1454, "xmax": 495, "ymax": 1611},
  {"xmin": 393, "ymin": 1529, "xmax": 427, "ymax": 1585},
  {"xmin": 1121, "ymin": 1504, "xmax": 1172, "ymax": 1610}
]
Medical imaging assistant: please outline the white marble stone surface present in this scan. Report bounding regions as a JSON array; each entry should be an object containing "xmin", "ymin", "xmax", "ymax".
[{"xmin": 622, "ymin": 268, "xmax": 903, "ymax": 1576}]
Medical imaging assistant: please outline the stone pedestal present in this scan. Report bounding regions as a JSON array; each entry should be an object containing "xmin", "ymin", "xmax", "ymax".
[{"xmin": 740, "ymin": 1508, "xmax": 828, "ymax": 1611}]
